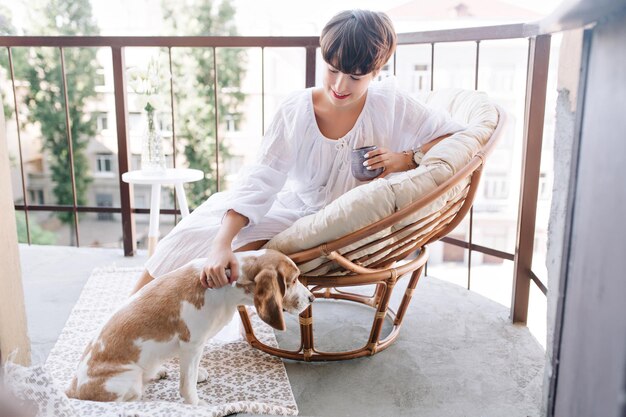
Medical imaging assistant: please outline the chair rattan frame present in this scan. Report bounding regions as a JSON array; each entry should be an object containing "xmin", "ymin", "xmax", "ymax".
[{"xmin": 239, "ymin": 106, "xmax": 504, "ymax": 361}]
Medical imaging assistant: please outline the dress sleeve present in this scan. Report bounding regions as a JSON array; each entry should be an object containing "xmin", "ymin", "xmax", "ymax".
[
  {"xmin": 214, "ymin": 94, "xmax": 299, "ymax": 226},
  {"xmin": 392, "ymin": 89, "xmax": 466, "ymax": 151}
]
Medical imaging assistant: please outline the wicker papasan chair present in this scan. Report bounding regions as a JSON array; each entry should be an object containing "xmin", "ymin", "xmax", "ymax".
[{"xmin": 238, "ymin": 88, "xmax": 505, "ymax": 361}]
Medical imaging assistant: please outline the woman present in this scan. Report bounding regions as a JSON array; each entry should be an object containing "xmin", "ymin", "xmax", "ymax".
[{"xmin": 132, "ymin": 9, "xmax": 464, "ymax": 293}]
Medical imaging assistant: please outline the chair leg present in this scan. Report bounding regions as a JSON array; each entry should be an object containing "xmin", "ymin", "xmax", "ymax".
[
  {"xmin": 366, "ymin": 283, "xmax": 383, "ymax": 307},
  {"xmin": 299, "ymin": 305, "xmax": 314, "ymax": 361},
  {"xmin": 237, "ymin": 306, "xmax": 257, "ymax": 344},
  {"xmin": 393, "ymin": 265, "xmax": 424, "ymax": 326},
  {"xmin": 366, "ymin": 278, "xmax": 397, "ymax": 354}
]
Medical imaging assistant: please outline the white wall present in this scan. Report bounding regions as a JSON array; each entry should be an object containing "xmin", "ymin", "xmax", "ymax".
[{"xmin": 0, "ymin": 91, "xmax": 31, "ymax": 366}]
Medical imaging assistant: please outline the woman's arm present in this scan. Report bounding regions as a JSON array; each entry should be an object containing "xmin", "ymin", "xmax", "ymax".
[
  {"xmin": 363, "ymin": 133, "xmax": 452, "ymax": 177},
  {"xmin": 200, "ymin": 96, "xmax": 302, "ymax": 289},
  {"xmin": 200, "ymin": 209, "xmax": 249, "ymax": 288},
  {"xmin": 421, "ymin": 133, "xmax": 452, "ymax": 153}
]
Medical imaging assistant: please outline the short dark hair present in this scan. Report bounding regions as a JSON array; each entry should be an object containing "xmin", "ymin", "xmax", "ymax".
[{"xmin": 320, "ymin": 10, "xmax": 397, "ymax": 75}]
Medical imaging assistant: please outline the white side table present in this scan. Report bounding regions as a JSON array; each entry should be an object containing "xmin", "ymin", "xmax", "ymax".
[{"xmin": 122, "ymin": 168, "xmax": 204, "ymax": 256}]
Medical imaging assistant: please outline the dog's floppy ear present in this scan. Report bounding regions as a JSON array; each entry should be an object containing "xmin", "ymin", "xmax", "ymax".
[{"xmin": 253, "ymin": 268, "xmax": 286, "ymax": 331}]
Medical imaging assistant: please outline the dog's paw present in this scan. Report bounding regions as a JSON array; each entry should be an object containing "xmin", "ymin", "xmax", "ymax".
[
  {"xmin": 148, "ymin": 367, "xmax": 168, "ymax": 381},
  {"xmin": 197, "ymin": 368, "xmax": 209, "ymax": 383},
  {"xmin": 183, "ymin": 396, "xmax": 198, "ymax": 405},
  {"xmin": 155, "ymin": 367, "xmax": 168, "ymax": 380},
  {"xmin": 183, "ymin": 395, "xmax": 206, "ymax": 406}
]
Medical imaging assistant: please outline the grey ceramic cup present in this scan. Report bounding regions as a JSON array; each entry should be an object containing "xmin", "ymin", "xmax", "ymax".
[{"xmin": 351, "ymin": 145, "xmax": 384, "ymax": 181}]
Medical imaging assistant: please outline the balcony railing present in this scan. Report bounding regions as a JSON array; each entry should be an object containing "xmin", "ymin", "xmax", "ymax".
[{"xmin": 1, "ymin": 22, "xmax": 549, "ymax": 324}]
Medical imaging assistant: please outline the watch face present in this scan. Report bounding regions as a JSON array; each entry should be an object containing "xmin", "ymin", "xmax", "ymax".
[{"xmin": 413, "ymin": 150, "xmax": 425, "ymax": 165}]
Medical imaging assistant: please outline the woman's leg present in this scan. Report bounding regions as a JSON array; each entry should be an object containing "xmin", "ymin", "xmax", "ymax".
[
  {"xmin": 234, "ymin": 240, "xmax": 268, "ymax": 252},
  {"xmin": 131, "ymin": 269, "xmax": 154, "ymax": 295}
]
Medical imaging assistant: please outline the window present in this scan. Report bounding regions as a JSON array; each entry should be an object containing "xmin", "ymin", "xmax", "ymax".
[
  {"xmin": 158, "ymin": 113, "xmax": 172, "ymax": 134},
  {"xmin": 131, "ymin": 154, "xmax": 142, "ymax": 171},
  {"xmin": 129, "ymin": 112, "xmax": 142, "ymax": 132},
  {"xmin": 96, "ymin": 193, "xmax": 113, "ymax": 221},
  {"xmin": 539, "ymin": 172, "xmax": 551, "ymax": 200},
  {"xmin": 96, "ymin": 112, "xmax": 108, "ymax": 131},
  {"xmin": 412, "ymin": 64, "xmax": 430, "ymax": 92},
  {"xmin": 376, "ymin": 64, "xmax": 392, "ymax": 81},
  {"xmin": 96, "ymin": 153, "xmax": 114, "ymax": 173},
  {"xmin": 95, "ymin": 68, "xmax": 106, "ymax": 87},
  {"xmin": 224, "ymin": 113, "xmax": 241, "ymax": 132},
  {"xmin": 225, "ymin": 155, "xmax": 245, "ymax": 173},
  {"xmin": 483, "ymin": 174, "xmax": 509, "ymax": 200},
  {"xmin": 135, "ymin": 195, "xmax": 147, "ymax": 209},
  {"xmin": 28, "ymin": 189, "xmax": 44, "ymax": 205}
]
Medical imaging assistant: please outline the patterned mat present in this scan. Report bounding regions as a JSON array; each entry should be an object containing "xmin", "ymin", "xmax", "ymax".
[{"xmin": 45, "ymin": 266, "xmax": 298, "ymax": 417}]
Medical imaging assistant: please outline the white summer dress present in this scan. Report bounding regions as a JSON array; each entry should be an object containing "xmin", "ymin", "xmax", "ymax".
[{"xmin": 145, "ymin": 77, "xmax": 465, "ymax": 278}]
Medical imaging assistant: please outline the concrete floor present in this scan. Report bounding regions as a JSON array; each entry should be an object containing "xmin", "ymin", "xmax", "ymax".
[{"xmin": 18, "ymin": 244, "xmax": 545, "ymax": 417}]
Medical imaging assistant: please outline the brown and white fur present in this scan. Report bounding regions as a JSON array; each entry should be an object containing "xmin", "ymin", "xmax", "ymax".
[{"xmin": 66, "ymin": 249, "xmax": 314, "ymax": 405}]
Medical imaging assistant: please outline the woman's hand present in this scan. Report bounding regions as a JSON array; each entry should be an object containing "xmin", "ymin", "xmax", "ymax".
[
  {"xmin": 363, "ymin": 147, "xmax": 414, "ymax": 178},
  {"xmin": 363, "ymin": 134, "xmax": 453, "ymax": 179},
  {"xmin": 200, "ymin": 242, "xmax": 239, "ymax": 288},
  {"xmin": 199, "ymin": 210, "xmax": 249, "ymax": 289}
]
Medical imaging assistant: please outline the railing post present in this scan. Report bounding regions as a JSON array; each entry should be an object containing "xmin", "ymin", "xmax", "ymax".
[
  {"xmin": 305, "ymin": 46, "xmax": 316, "ymax": 88},
  {"xmin": 111, "ymin": 46, "xmax": 136, "ymax": 256},
  {"xmin": 511, "ymin": 34, "xmax": 551, "ymax": 323}
]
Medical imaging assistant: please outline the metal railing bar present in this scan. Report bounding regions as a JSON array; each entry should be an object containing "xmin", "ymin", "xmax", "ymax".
[
  {"xmin": 529, "ymin": 269, "xmax": 548, "ymax": 295},
  {"xmin": 305, "ymin": 46, "xmax": 316, "ymax": 88},
  {"xmin": 0, "ymin": 24, "xmax": 538, "ymax": 48},
  {"xmin": 0, "ymin": 36, "xmax": 321, "ymax": 48},
  {"xmin": 132, "ymin": 208, "xmax": 181, "ymax": 215},
  {"xmin": 59, "ymin": 47, "xmax": 81, "ymax": 247},
  {"xmin": 430, "ymin": 42, "xmax": 435, "ymax": 90},
  {"xmin": 474, "ymin": 40, "xmax": 481, "ymax": 88},
  {"xmin": 467, "ymin": 40, "xmax": 481, "ymax": 291},
  {"xmin": 14, "ymin": 205, "xmax": 118, "ymax": 213},
  {"xmin": 511, "ymin": 34, "xmax": 551, "ymax": 323},
  {"xmin": 111, "ymin": 46, "xmax": 135, "ymax": 256},
  {"xmin": 168, "ymin": 47, "xmax": 177, "ymax": 160},
  {"xmin": 212, "ymin": 47, "xmax": 220, "ymax": 192},
  {"xmin": 440, "ymin": 236, "xmax": 515, "ymax": 261},
  {"xmin": 398, "ymin": 23, "xmax": 538, "ymax": 45},
  {"xmin": 424, "ymin": 40, "xmax": 435, "ymax": 276},
  {"xmin": 261, "ymin": 46, "xmax": 265, "ymax": 135},
  {"xmin": 14, "ymin": 205, "xmax": 186, "ymax": 216},
  {"xmin": 167, "ymin": 46, "xmax": 179, "ymax": 224},
  {"xmin": 468, "ymin": 209, "xmax": 473, "ymax": 290},
  {"xmin": 7, "ymin": 47, "xmax": 31, "ymax": 245}
]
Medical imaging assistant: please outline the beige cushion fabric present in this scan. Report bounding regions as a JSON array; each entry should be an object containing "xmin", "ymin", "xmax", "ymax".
[{"xmin": 266, "ymin": 89, "xmax": 498, "ymax": 274}]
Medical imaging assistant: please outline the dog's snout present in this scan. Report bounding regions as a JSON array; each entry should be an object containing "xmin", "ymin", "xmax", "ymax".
[{"xmin": 308, "ymin": 294, "xmax": 315, "ymax": 303}]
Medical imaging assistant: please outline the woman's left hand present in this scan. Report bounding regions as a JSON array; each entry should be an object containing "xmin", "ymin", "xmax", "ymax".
[{"xmin": 363, "ymin": 147, "xmax": 412, "ymax": 178}]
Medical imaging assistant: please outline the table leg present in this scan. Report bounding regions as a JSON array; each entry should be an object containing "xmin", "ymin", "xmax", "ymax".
[
  {"xmin": 175, "ymin": 182, "xmax": 190, "ymax": 217},
  {"xmin": 148, "ymin": 183, "xmax": 162, "ymax": 256}
]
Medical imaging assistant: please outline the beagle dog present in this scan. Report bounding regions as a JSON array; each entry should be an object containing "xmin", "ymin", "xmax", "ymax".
[{"xmin": 66, "ymin": 249, "xmax": 314, "ymax": 405}]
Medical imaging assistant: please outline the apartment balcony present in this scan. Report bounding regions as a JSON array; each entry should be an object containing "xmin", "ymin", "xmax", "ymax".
[{"xmin": 2, "ymin": 2, "xmax": 625, "ymax": 416}]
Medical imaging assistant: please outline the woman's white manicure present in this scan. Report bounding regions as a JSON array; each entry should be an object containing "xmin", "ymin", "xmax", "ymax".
[{"xmin": 363, "ymin": 161, "xmax": 368, "ymax": 166}]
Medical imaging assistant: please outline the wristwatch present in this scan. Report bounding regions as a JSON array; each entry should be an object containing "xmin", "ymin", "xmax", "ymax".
[{"xmin": 412, "ymin": 146, "xmax": 425, "ymax": 166}]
